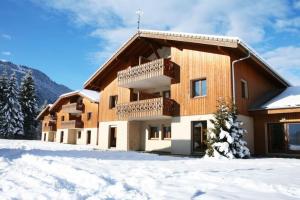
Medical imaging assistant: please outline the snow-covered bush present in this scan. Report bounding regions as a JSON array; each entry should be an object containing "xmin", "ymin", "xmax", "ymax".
[{"xmin": 206, "ymin": 98, "xmax": 250, "ymax": 159}]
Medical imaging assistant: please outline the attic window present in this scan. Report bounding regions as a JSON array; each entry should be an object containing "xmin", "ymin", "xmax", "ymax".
[{"xmin": 241, "ymin": 79, "xmax": 249, "ymax": 99}]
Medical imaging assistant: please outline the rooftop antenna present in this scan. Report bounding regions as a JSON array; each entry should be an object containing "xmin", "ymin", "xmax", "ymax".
[{"xmin": 136, "ymin": 9, "xmax": 143, "ymax": 34}]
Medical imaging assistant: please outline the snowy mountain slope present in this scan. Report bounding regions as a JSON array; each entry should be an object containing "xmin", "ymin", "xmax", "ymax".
[
  {"xmin": 0, "ymin": 61, "xmax": 71, "ymax": 106},
  {"xmin": 0, "ymin": 140, "xmax": 299, "ymax": 199}
]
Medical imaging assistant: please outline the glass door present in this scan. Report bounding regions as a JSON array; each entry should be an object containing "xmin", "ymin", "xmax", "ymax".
[
  {"xmin": 287, "ymin": 123, "xmax": 300, "ymax": 151},
  {"xmin": 267, "ymin": 123, "xmax": 285, "ymax": 153},
  {"xmin": 192, "ymin": 121, "xmax": 207, "ymax": 153}
]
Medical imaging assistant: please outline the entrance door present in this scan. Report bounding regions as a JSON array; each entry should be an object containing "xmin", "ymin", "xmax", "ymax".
[
  {"xmin": 268, "ymin": 123, "xmax": 285, "ymax": 153},
  {"xmin": 109, "ymin": 127, "xmax": 117, "ymax": 148},
  {"xmin": 60, "ymin": 131, "xmax": 64, "ymax": 143},
  {"xmin": 86, "ymin": 131, "xmax": 91, "ymax": 145},
  {"xmin": 192, "ymin": 121, "xmax": 207, "ymax": 153}
]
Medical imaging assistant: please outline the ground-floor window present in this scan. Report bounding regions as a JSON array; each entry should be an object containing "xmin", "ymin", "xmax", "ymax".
[
  {"xmin": 78, "ymin": 131, "xmax": 81, "ymax": 139},
  {"xmin": 162, "ymin": 125, "xmax": 171, "ymax": 139},
  {"xmin": 149, "ymin": 126, "xmax": 159, "ymax": 139},
  {"xmin": 287, "ymin": 123, "xmax": 300, "ymax": 151},
  {"xmin": 44, "ymin": 133, "xmax": 46, "ymax": 141},
  {"xmin": 267, "ymin": 122, "xmax": 300, "ymax": 153}
]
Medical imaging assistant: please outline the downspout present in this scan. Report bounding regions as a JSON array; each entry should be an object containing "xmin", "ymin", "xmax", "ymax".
[
  {"xmin": 231, "ymin": 45, "xmax": 251, "ymax": 105},
  {"xmin": 96, "ymin": 101, "xmax": 100, "ymax": 146}
]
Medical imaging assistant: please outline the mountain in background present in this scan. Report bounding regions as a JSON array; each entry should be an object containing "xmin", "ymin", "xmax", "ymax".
[{"xmin": 0, "ymin": 60, "xmax": 71, "ymax": 106}]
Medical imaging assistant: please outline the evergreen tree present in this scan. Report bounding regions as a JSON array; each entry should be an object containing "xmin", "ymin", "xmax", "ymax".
[
  {"xmin": 0, "ymin": 70, "xmax": 9, "ymax": 137},
  {"xmin": 206, "ymin": 98, "xmax": 234, "ymax": 158},
  {"xmin": 0, "ymin": 72, "xmax": 24, "ymax": 138},
  {"xmin": 206, "ymin": 99, "xmax": 250, "ymax": 159},
  {"xmin": 228, "ymin": 104, "xmax": 250, "ymax": 158},
  {"xmin": 19, "ymin": 71, "xmax": 38, "ymax": 139}
]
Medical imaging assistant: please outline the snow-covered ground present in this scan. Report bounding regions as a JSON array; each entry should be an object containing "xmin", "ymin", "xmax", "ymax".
[{"xmin": 0, "ymin": 140, "xmax": 300, "ymax": 200}]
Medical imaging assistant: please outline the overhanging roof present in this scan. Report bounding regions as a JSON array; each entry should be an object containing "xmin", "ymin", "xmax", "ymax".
[
  {"xmin": 84, "ymin": 29, "xmax": 290, "ymax": 89},
  {"xmin": 49, "ymin": 89, "xmax": 99, "ymax": 112},
  {"xmin": 36, "ymin": 104, "xmax": 52, "ymax": 120}
]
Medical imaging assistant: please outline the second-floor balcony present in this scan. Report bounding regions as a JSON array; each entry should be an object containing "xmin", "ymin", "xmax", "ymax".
[
  {"xmin": 117, "ymin": 58, "xmax": 175, "ymax": 89},
  {"xmin": 116, "ymin": 97, "xmax": 176, "ymax": 120},
  {"xmin": 43, "ymin": 125, "xmax": 56, "ymax": 132},
  {"xmin": 62, "ymin": 103, "xmax": 83, "ymax": 114},
  {"xmin": 61, "ymin": 120, "xmax": 83, "ymax": 129}
]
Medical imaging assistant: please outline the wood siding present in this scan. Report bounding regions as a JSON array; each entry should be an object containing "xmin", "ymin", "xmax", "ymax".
[
  {"xmin": 234, "ymin": 59, "xmax": 285, "ymax": 115},
  {"xmin": 56, "ymin": 97, "xmax": 99, "ymax": 129},
  {"xmin": 252, "ymin": 111, "xmax": 300, "ymax": 154},
  {"xmin": 170, "ymin": 47, "xmax": 232, "ymax": 116}
]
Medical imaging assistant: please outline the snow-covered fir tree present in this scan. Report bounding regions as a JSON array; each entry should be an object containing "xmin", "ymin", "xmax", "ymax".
[
  {"xmin": 0, "ymin": 72, "xmax": 24, "ymax": 138},
  {"xmin": 206, "ymin": 98, "xmax": 235, "ymax": 158},
  {"xmin": 206, "ymin": 99, "xmax": 250, "ymax": 159},
  {"xmin": 228, "ymin": 105, "xmax": 250, "ymax": 158},
  {"xmin": 0, "ymin": 70, "xmax": 9, "ymax": 137},
  {"xmin": 19, "ymin": 70, "xmax": 38, "ymax": 139}
]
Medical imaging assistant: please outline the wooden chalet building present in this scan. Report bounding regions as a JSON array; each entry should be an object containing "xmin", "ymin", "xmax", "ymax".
[
  {"xmin": 37, "ymin": 30, "xmax": 300, "ymax": 156},
  {"xmin": 37, "ymin": 89, "xmax": 99, "ymax": 145}
]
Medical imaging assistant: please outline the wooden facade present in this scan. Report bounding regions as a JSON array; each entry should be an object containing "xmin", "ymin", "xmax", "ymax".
[
  {"xmin": 252, "ymin": 110, "xmax": 300, "ymax": 155},
  {"xmin": 54, "ymin": 96, "xmax": 99, "ymax": 129},
  {"xmin": 38, "ymin": 30, "xmax": 298, "ymax": 156}
]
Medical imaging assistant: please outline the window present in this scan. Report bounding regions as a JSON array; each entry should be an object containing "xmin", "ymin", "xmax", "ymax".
[
  {"xmin": 163, "ymin": 90, "xmax": 171, "ymax": 99},
  {"xmin": 87, "ymin": 112, "xmax": 92, "ymax": 120},
  {"xmin": 78, "ymin": 131, "xmax": 81, "ymax": 139},
  {"xmin": 241, "ymin": 79, "xmax": 249, "ymax": 99},
  {"xmin": 44, "ymin": 123, "xmax": 47, "ymax": 127},
  {"xmin": 44, "ymin": 133, "xmax": 46, "ymax": 141},
  {"xmin": 288, "ymin": 123, "xmax": 300, "ymax": 151},
  {"xmin": 149, "ymin": 126, "xmax": 159, "ymax": 139},
  {"xmin": 61, "ymin": 116, "xmax": 65, "ymax": 121},
  {"xmin": 162, "ymin": 125, "xmax": 171, "ymax": 139},
  {"xmin": 192, "ymin": 78, "xmax": 207, "ymax": 97},
  {"xmin": 109, "ymin": 95, "xmax": 118, "ymax": 109}
]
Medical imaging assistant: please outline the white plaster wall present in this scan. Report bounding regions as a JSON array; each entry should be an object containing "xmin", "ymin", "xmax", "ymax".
[
  {"xmin": 171, "ymin": 114, "xmax": 214, "ymax": 155},
  {"xmin": 76, "ymin": 128, "xmax": 98, "ymax": 146},
  {"xmin": 98, "ymin": 121, "xmax": 129, "ymax": 151},
  {"xmin": 55, "ymin": 129, "xmax": 76, "ymax": 144},
  {"xmin": 238, "ymin": 115, "xmax": 254, "ymax": 154},
  {"xmin": 142, "ymin": 119, "xmax": 172, "ymax": 152}
]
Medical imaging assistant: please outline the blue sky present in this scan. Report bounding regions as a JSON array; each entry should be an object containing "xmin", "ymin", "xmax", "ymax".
[{"xmin": 0, "ymin": 0, "xmax": 300, "ymax": 90}]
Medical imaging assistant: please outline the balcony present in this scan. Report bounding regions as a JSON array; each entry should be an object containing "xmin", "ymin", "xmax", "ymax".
[
  {"xmin": 43, "ymin": 125, "xmax": 56, "ymax": 132},
  {"xmin": 61, "ymin": 120, "xmax": 83, "ymax": 129},
  {"xmin": 116, "ymin": 97, "xmax": 176, "ymax": 120},
  {"xmin": 62, "ymin": 103, "xmax": 83, "ymax": 114},
  {"xmin": 117, "ymin": 58, "xmax": 175, "ymax": 89}
]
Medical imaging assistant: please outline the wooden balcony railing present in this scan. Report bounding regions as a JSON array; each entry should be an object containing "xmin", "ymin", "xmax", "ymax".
[
  {"xmin": 61, "ymin": 120, "xmax": 83, "ymax": 129},
  {"xmin": 116, "ymin": 97, "xmax": 176, "ymax": 120},
  {"xmin": 62, "ymin": 103, "xmax": 83, "ymax": 114},
  {"xmin": 43, "ymin": 125, "xmax": 57, "ymax": 132},
  {"xmin": 117, "ymin": 58, "xmax": 174, "ymax": 87}
]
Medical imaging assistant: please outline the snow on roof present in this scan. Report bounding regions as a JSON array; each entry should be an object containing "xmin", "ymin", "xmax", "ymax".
[
  {"xmin": 261, "ymin": 87, "xmax": 300, "ymax": 109},
  {"xmin": 84, "ymin": 29, "xmax": 290, "ymax": 88},
  {"xmin": 60, "ymin": 89, "xmax": 100, "ymax": 102}
]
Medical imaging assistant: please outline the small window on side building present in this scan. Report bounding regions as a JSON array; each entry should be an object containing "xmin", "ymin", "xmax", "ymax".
[{"xmin": 241, "ymin": 79, "xmax": 249, "ymax": 99}]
